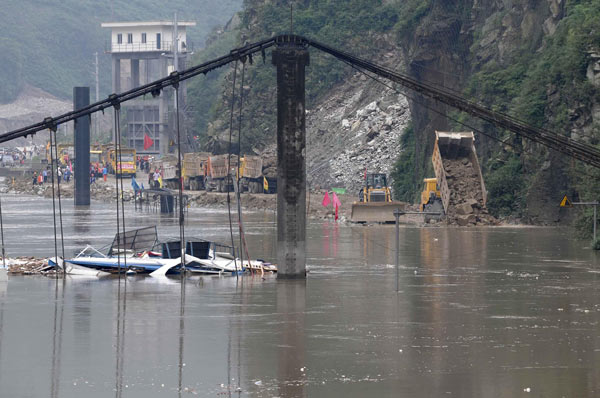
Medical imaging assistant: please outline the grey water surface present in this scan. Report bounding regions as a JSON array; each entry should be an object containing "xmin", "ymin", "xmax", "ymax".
[{"xmin": 0, "ymin": 194, "xmax": 599, "ymax": 397}]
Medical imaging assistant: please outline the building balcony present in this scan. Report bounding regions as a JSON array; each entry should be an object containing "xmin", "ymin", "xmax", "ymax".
[{"xmin": 105, "ymin": 40, "xmax": 193, "ymax": 54}]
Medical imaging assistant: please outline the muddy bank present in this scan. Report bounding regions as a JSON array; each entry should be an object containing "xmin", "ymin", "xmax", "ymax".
[{"xmin": 4, "ymin": 174, "xmax": 365, "ymax": 222}]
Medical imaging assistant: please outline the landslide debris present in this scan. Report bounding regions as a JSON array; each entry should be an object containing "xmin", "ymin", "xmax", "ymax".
[{"xmin": 442, "ymin": 158, "xmax": 498, "ymax": 226}]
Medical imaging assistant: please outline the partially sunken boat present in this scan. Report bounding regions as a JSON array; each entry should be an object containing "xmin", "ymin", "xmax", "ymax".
[{"xmin": 48, "ymin": 226, "xmax": 276, "ymax": 276}]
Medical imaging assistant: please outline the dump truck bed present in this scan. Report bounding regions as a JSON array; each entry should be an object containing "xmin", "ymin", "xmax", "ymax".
[
  {"xmin": 208, "ymin": 154, "xmax": 238, "ymax": 179},
  {"xmin": 240, "ymin": 156, "xmax": 263, "ymax": 179},
  {"xmin": 432, "ymin": 131, "xmax": 487, "ymax": 214}
]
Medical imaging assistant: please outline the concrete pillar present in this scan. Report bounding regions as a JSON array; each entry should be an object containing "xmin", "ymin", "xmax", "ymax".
[
  {"xmin": 112, "ymin": 58, "xmax": 121, "ymax": 93},
  {"xmin": 131, "ymin": 58, "xmax": 140, "ymax": 89},
  {"xmin": 73, "ymin": 87, "xmax": 90, "ymax": 206},
  {"xmin": 272, "ymin": 36, "xmax": 310, "ymax": 278}
]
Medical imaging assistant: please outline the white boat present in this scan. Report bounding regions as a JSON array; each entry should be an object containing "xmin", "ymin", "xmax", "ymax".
[{"xmin": 49, "ymin": 256, "xmax": 110, "ymax": 277}]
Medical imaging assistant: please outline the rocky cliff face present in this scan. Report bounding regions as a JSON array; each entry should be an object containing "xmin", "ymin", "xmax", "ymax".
[
  {"xmin": 399, "ymin": 0, "xmax": 600, "ymax": 224},
  {"xmin": 307, "ymin": 73, "xmax": 410, "ymax": 193},
  {"xmin": 193, "ymin": 0, "xmax": 599, "ymax": 223}
]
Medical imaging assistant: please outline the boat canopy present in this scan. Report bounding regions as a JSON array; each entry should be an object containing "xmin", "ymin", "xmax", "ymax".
[{"xmin": 108, "ymin": 226, "xmax": 159, "ymax": 256}]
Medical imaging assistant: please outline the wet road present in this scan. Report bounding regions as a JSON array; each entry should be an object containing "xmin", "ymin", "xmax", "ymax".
[{"xmin": 0, "ymin": 194, "xmax": 599, "ymax": 397}]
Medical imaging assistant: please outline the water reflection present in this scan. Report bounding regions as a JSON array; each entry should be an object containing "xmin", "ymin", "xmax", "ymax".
[
  {"xmin": 277, "ymin": 280, "xmax": 306, "ymax": 398},
  {"xmin": 3, "ymin": 193, "xmax": 600, "ymax": 396},
  {"xmin": 50, "ymin": 279, "xmax": 65, "ymax": 398}
]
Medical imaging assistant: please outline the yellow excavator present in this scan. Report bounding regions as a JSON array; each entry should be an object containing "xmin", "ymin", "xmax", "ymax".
[{"xmin": 350, "ymin": 173, "xmax": 406, "ymax": 223}]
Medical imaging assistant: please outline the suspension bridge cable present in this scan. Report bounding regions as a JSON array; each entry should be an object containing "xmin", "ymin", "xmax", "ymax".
[
  {"xmin": 236, "ymin": 62, "xmax": 245, "ymax": 274},
  {"xmin": 227, "ymin": 60, "xmax": 239, "ymax": 275},
  {"xmin": 117, "ymin": 109, "xmax": 128, "ymax": 274},
  {"xmin": 113, "ymin": 106, "xmax": 122, "ymax": 277},
  {"xmin": 1, "ymin": 37, "xmax": 278, "ymax": 144},
  {"xmin": 341, "ymin": 59, "xmax": 522, "ymax": 152},
  {"xmin": 342, "ymin": 58, "xmax": 600, "ymax": 183},
  {"xmin": 175, "ymin": 82, "xmax": 186, "ymax": 276},
  {"xmin": 306, "ymin": 37, "xmax": 600, "ymax": 168},
  {"xmin": 52, "ymin": 127, "xmax": 66, "ymax": 269},
  {"xmin": 48, "ymin": 129, "xmax": 59, "ymax": 278}
]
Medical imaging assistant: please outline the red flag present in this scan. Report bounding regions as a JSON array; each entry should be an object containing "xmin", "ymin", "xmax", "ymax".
[
  {"xmin": 332, "ymin": 192, "xmax": 341, "ymax": 208},
  {"xmin": 332, "ymin": 193, "xmax": 341, "ymax": 221},
  {"xmin": 143, "ymin": 133, "xmax": 154, "ymax": 150},
  {"xmin": 322, "ymin": 192, "xmax": 331, "ymax": 207}
]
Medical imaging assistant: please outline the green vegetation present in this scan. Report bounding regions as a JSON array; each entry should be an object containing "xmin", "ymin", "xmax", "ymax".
[
  {"xmin": 463, "ymin": 0, "xmax": 600, "ymax": 220},
  {"xmin": 0, "ymin": 0, "xmax": 241, "ymax": 103},
  {"xmin": 484, "ymin": 155, "xmax": 526, "ymax": 217},
  {"xmin": 391, "ymin": 124, "xmax": 419, "ymax": 202}
]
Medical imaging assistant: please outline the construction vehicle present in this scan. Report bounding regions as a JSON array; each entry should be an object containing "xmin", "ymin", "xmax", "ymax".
[
  {"xmin": 420, "ymin": 178, "xmax": 443, "ymax": 213},
  {"xmin": 90, "ymin": 149, "xmax": 103, "ymax": 164},
  {"xmin": 151, "ymin": 155, "xmax": 179, "ymax": 189},
  {"xmin": 237, "ymin": 155, "xmax": 264, "ymax": 193},
  {"xmin": 205, "ymin": 154, "xmax": 238, "ymax": 192},
  {"xmin": 107, "ymin": 147, "xmax": 136, "ymax": 177},
  {"xmin": 431, "ymin": 131, "xmax": 487, "ymax": 215},
  {"xmin": 183, "ymin": 152, "xmax": 210, "ymax": 190},
  {"xmin": 350, "ymin": 172, "xmax": 406, "ymax": 223},
  {"xmin": 45, "ymin": 142, "xmax": 74, "ymax": 165}
]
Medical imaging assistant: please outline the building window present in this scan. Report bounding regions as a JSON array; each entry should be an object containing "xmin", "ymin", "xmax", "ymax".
[
  {"xmin": 141, "ymin": 33, "xmax": 147, "ymax": 44},
  {"xmin": 127, "ymin": 33, "xmax": 133, "ymax": 44},
  {"xmin": 117, "ymin": 33, "xmax": 122, "ymax": 44},
  {"xmin": 156, "ymin": 33, "xmax": 161, "ymax": 49}
]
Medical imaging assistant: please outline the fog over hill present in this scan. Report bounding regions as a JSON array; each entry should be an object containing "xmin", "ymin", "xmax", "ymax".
[{"xmin": 0, "ymin": 0, "xmax": 242, "ymax": 103}]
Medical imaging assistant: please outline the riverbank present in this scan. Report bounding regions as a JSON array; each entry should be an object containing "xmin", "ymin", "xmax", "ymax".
[{"xmin": 3, "ymin": 173, "xmax": 367, "ymax": 223}]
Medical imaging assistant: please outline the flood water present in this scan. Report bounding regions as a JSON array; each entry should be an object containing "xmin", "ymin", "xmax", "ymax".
[{"xmin": 1, "ymin": 194, "xmax": 600, "ymax": 397}]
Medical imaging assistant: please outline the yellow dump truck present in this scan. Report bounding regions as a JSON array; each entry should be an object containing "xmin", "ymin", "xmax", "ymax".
[
  {"xmin": 238, "ymin": 155, "xmax": 264, "ymax": 193},
  {"xmin": 350, "ymin": 173, "xmax": 406, "ymax": 223},
  {"xmin": 107, "ymin": 147, "xmax": 136, "ymax": 177},
  {"xmin": 431, "ymin": 131, "xmax": 487, "ymax": 215},
  {"xmin": 205, "ymin": 154, "xmax": 238, "ymax": 192},
  {"xmin": 183, "ymin": 152, "xmax": 210, "ymax": 190},
  {"xmin": 45, "ymin": 142, "xmax": 74, "ymax": 165}
]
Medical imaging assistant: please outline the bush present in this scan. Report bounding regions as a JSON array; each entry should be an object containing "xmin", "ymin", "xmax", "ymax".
[{"xmin": 391, "ymin": 123, "xmax": 419, "ymax": 202}]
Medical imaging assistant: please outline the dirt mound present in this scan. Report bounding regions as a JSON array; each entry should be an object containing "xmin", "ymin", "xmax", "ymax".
[{"xmin": 443, "ymin": 158, "xmax": 498, "ymax": 226}]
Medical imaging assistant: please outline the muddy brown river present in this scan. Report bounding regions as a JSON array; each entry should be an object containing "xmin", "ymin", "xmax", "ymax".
[{"xmin": 0, "ymin": 194, "xmax": 599, "ymax": 397}]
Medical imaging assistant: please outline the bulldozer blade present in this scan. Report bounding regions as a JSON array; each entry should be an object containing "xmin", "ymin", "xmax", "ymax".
[{"xmin": 350, "ymin": 201, "xmax": 407, "ymax": 223}]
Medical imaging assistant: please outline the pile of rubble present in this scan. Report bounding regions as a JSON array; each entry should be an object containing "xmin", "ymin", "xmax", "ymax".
[
  {"xmin": 305, "ymin": 72, "xmax": 411, "ymax": 194},
  {"xmin": 5, "ymin": 257, "xmax": 54, "ymax": 275},
  {"xmin": 443, "ymin": 158, "xmax": 498, "ymax": 226}
]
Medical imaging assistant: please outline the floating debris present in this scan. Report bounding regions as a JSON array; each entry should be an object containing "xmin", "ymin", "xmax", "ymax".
[{"xmin": 5, "ymin": 257, "xmax": 55, "ymax": 275}]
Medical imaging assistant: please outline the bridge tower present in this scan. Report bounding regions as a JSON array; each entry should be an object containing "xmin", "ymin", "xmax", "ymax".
[
  {"xmin": 101, "ymin": 20, "xmax": 195, "ymax": 156},
  {"xmin": 272, "ymin": 35, "xmax": 310, "ymax": 278}
]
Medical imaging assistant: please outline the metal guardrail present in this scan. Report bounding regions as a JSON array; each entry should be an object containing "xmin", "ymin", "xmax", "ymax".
[{"xmin": 104, "ymin": 41, "xmax": 194, "ymax": 53}]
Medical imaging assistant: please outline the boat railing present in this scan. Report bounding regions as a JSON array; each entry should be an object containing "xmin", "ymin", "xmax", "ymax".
[{"xmin": 75, "ymin": 245, "xmax": 109, "ymax": 259}]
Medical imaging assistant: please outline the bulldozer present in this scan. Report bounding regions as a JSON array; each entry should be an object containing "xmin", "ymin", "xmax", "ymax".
[{"xmin": 350, "ymin": 173, "xmax": 406, "ymax": 223}]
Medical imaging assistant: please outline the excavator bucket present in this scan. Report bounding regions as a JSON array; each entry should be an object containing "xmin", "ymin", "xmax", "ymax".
[{"xmin": 350, "ymin": 201, "xmax": 407, "ymax": 223}]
